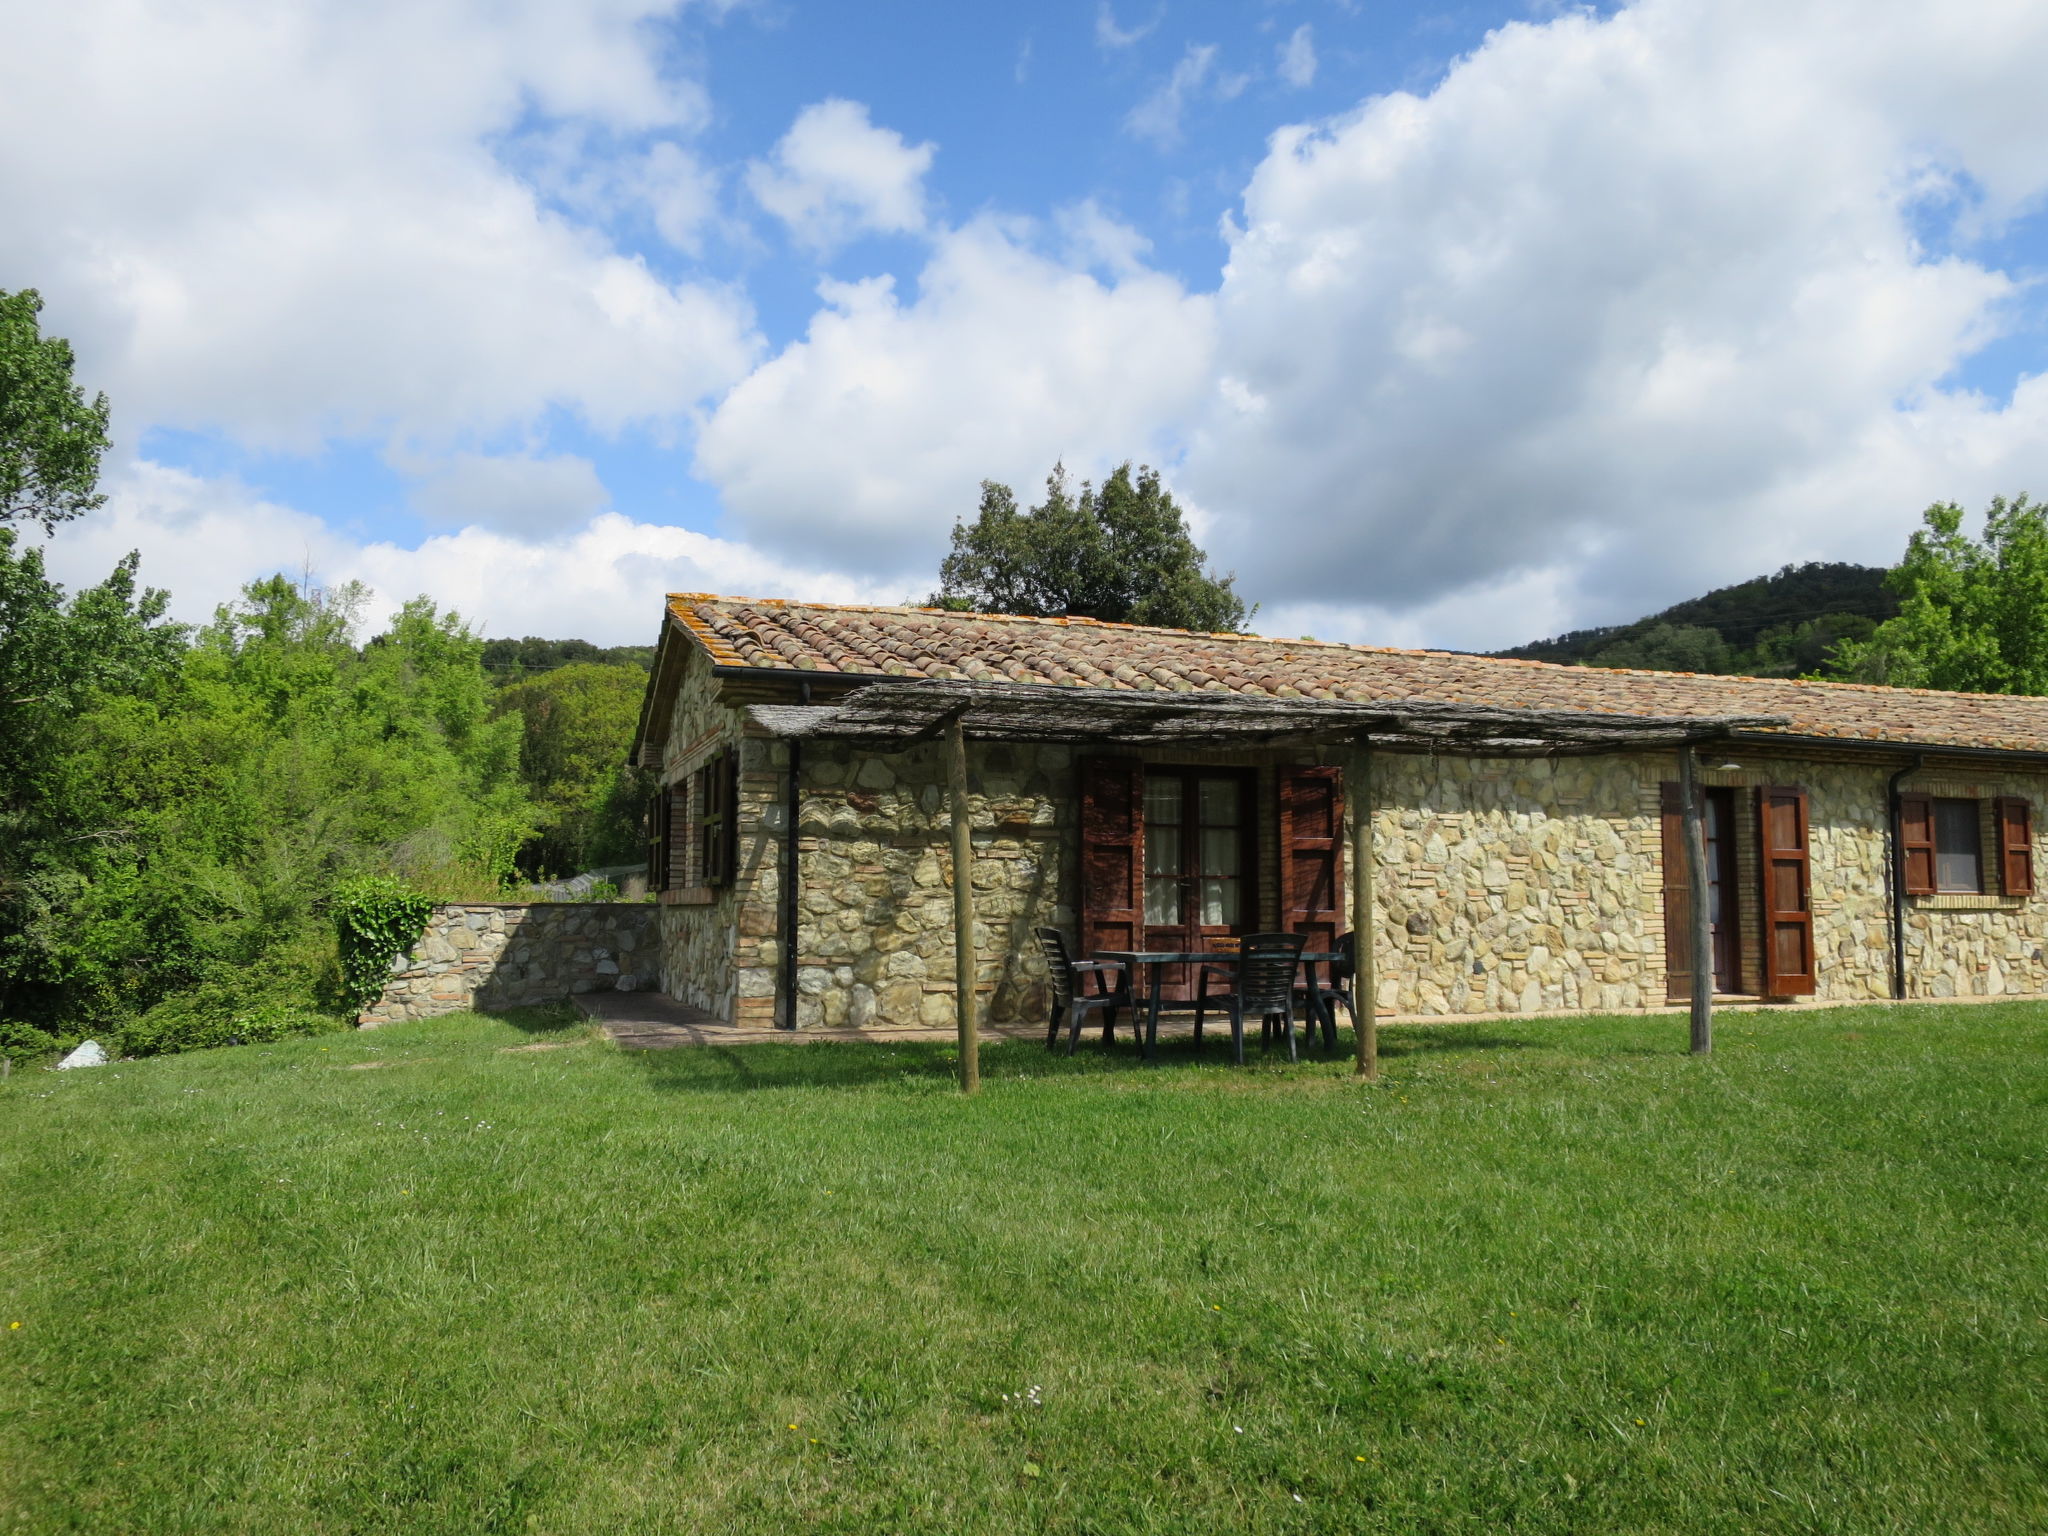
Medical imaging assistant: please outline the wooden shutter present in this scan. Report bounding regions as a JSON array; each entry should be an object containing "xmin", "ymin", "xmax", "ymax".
[
  {"xmin": 1078, "ymin": 756, "xmax": 1144, "ymax": 955},
  {"xmin": 1996, "ymin": 796, "xmax": 2034, "ymax": 896},
  {"xmin": 666, "ymin": 781, "xmax": 691, "ymax": 890},
  {"xmin": 1658, "ymin": 781, "xmax": 1693, "ymax": 1002},
  {"xmin": 1279, "ymin": 765, "xmax": 1344, "ymax": 953},
  {"xmin": 1897, "ymin": 791, "xmax": 1935, "ymax": 896},
  {"xmin": 700, "ymin": 748, "xmax": 738, "ymax": 886},
  {"xmin": 1757, "ymin": 784, "xmax": 1816, "ymax": 996},
  {"xmin": 649, "ymin": 791, "xmax": 669, "ymax": 892}
]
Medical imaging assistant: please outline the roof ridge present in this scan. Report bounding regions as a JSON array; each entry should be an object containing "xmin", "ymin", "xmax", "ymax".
[{"xmin": 665, "ymin": 592, "xmax": 2031, "ymax": 705}]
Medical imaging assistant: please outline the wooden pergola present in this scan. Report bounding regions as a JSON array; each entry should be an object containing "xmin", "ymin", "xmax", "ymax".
[{"xmin": 747, "ymin": 680, "xmax": 1789, "ymax": 1092}]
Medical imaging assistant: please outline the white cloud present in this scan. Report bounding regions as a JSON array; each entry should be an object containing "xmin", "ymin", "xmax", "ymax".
[
  {"xmin": 1096, "ymin": 3, "xmax": 1163, "ymax": 50},
  {"xmin": 1128, "ymin": 45, "xmax": 1217, "ymax": 147},
  {"xmin": 1278, "ymin": 25, "xmax": 1317, "ymax": 89},
  {"xmin": 1127, "ymin": 43, "xmax": 1247, "ymax": 148},
  {"xmin": 746, "ymin": 100, "xmax": 936, "ymax": 253},
  {"xmin": 0, "ymin": 0, "xmax": 757, "ymax": 454},
  {"xmin": 37, "ymin": 462, "xmax": 890, "ymax": 646},
  {"xmin": 694, "ymin": 217, "xmax": 1214, "ymax": 579},
  {"xmin": 1184, "ymin": 0, "xmax": 2048, "ymax": 643}
]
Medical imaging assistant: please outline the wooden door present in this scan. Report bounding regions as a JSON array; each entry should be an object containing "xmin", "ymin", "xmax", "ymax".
[
  {"xmin": 1757, "ymin": 784, "xmax": 1816, "ymax": 996},
  {"xmin": 1661, "ymin": 782, "xmax": 1743, "ymax": 997},
  {"xmin": 1141, "ymin": 767, "xmax": 1256, "ymax": 999},
  {"xmin": 1078, "ymin": 757, "xmax": 1144, "ymax": 956}
]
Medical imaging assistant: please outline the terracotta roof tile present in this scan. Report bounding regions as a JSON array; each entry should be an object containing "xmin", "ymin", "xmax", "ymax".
[{"xmin": 665, "ymin": 594, "xmax": 2048, "ymax": 756}]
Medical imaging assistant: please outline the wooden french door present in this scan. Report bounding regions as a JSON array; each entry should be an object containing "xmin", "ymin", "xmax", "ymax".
[
  {"xmin": 1660, "ymin": 782, "xmax": 1743, "ymax": 997},
  {"xmin": 1141, "ymin": 767, "xmax": 1256, "ymax": 999}
]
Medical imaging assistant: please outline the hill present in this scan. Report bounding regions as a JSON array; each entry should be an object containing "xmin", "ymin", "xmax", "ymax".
[
  {"xmin": 480, "ymin": 635, "xmax": 655, "ymax": 684},
  {"xmin": 1494, "ymin": 561, "xmax": 1897, "ymax": 677}
]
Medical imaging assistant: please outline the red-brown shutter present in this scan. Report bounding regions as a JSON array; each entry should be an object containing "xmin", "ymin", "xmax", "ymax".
[
  {"xmin": 1996, "ymin": 796, "xmax": 2034, "ymax": 896},
  {"xmin": 1078, "ymin": 756, "xmax": 1144, "ymax": 956},
  {"xmin": 667, "ymin": 780, "xmax": 691, "ymax": 889},
  {"xmin": 1658, "ymin": 781, "xmax": 1693, "ymax": 1003},
  {"xmin": 699, "ymin": 748, "xmax": 738, "ymax": 886},
  {"xmin": 1279, "ymin": 765, "xmax": 1344, "ymax": 953},
  {"xmin": 1897, "ymin": 791, "xmax": 1935, "ymax": 896},
  {"xmin": 1757, "ymin": 784, "xmax": 1816, "ymax": 996}
]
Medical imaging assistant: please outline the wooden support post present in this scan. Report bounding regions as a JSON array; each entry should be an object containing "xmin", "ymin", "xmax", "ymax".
[
  {"xmin": 948, "ymin": 718, "xmax": 981, "ymax": 1096},
  {"xmin": 1679, "ymin": 743, "xmax": 1713, "ymax": 1056},
  {"xmin": 1351, "ymin": 744, "xmax": 1378, "ymax": 1080}
]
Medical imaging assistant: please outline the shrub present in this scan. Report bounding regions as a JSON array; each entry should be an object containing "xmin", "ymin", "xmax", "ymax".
[{"xmin": 120, "ymin": 989, "xmax": 345, "ymax": 1056}]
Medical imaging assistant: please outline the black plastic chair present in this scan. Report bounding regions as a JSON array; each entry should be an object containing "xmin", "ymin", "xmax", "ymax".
[
  {"xmin": 1195, "ymin": 932, "xmax": 1307, "ymax": 1065},
  {"xmin": 1034, "ymin": 928, "xmax": 1132, "ymax": 1055},
  {"xmin": 1190, "ymin": 936, "xmax": 1241, "ymax": 1055},
  {"xmin": 1299, "ymin": 931, "xmax": 1356, "ymax": 1053}
]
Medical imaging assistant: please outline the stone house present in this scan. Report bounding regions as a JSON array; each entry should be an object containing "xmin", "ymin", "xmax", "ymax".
[{"xmin": 627, "ymin": 595, "xmax": 2048, "ymax": 1030}]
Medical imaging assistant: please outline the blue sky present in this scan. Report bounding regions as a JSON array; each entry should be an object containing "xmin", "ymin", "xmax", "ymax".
[{"xmin": 7, "ymin": 0, "xmax": 2048, "ymax": 649}]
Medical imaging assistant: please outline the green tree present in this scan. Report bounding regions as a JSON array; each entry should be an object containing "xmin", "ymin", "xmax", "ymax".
[
  {"xmin": 1584, "ymin": 623, "xmax": 1733, "ymax": 675},
  {"xmin": 934, "ymin": 462, "xmax": 1250, "ymax": 632},
  {"xmin": 496, "ymin": 663, "xmax": 650, "ymax": 876},
  {"xmin": 1831, "ymin": 496, "xmax": 2048, "ymax": 693},
  {"xmin": 0, "ymin": 531, "xmax": 185, "ymax": 1026},
  {"xmin": 0, "ymin": 290, "xmax": 111, "ymax": 532}
]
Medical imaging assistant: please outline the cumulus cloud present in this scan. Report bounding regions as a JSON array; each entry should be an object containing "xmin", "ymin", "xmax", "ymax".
[
  {"xmin": 0, "ymin": 0, "xmax": 758, "ymax": 455},
  {"xmin": 746, "ymin": 99, "xmax": 936, "ymax": 252},
  {"xmin": 38, "ymin": 462, "xmax": 891, "ymax": 645},
  {"xmin": 1277, "ymin": 25, "xmax": 1317, "ymax": 89},
  {"xmin": 1185, "ymin": 0, "xmax": 2048, "ymax": 641},
  {"xmin": 694, "ymin": 217, "xmax": 1214, "ymax": 578}
]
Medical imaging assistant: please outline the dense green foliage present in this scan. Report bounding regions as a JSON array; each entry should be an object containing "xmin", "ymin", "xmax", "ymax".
[
  {"xmin": 934, "ymin": 462, "xmax": 1250, "ymax": 632},
  {"xmin": 1830, "ymin": 496, "xmax": 2048, "ymax": 692},
  {"xmin": 3, "ymin": 1002, "xmax": 2044, "ymax": 1532},
  {"xmin": 0, "ymin": 289, "xmax": 111, "ymax": 532},
  {"xmin": 0, "ymin": 561, "xmax": 547, "ymax": 1056},
  {"xmin": 332, "ymin": 876, "xmax": 440, "ymax": 1016},
  {"xmin": 480, "ymin": 635, "xmax": 654, "ymax": 684},
  {"xmin": 495, "ymin": 662, "xmax": 650, "ymax": 877},
  {"xmin": 1498, "ymin": 561, "xmax": 1895, "ymax": 676}
]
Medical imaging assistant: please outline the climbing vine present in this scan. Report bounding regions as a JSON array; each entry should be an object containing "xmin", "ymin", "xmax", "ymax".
[{"xmin": 333, "ymin": 876, "xmax": 437, "ymax": 1016}]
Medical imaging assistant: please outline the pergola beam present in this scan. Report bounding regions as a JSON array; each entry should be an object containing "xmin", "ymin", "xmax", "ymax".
[{"xmin": 746, "ymin": 679, "xmax": 1788, "ymax": 755}]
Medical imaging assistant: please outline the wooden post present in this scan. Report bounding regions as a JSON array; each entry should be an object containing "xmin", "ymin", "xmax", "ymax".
[
  {"xmin": 948, "ymin": 718, "xmax": 981, "ymax": 1095},
  {"xmin": 1679, "ymin": 743, "xmax": 1713, "ymax": 1056},
  {"xmin": 1350, "ymin": 745, "xmax": 1378, "ymax": 1080}
]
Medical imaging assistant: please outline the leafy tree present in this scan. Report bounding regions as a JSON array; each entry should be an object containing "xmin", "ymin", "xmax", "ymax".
[
  {"xmin": 480, "ymin": 635, "xmax": 654, "ymax": 684},
  {"xmin": 1584, "ymin": 623, "xmax": 1732, "ymax": 675},
  {"xmin": 933, "ymin": 462, "xmax": 1250, "ymax": 632},
  {"xmin": 496, "ymin": 663, "xmax": 650, "ymax": 876},
  {"xmin": 0, "ymin": 290, "xmax": 111, "ymax": 532},
  {"xmin": 1831, "ymin": 496, "xmax": 2048, "ymax": 693}
]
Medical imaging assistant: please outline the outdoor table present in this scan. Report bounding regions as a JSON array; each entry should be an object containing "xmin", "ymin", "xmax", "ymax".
[{"xmin": 1094, "ymin": 950, "xmax": 1343, "ymax": 1061}]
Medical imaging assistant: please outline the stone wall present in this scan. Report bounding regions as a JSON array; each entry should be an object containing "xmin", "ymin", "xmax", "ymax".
[
  {"xmin": 654, "ymin": 697, "xmax": 2048, "ymax": 1026},
  {"xmin": 358, "ymin": 903, "xmax": 657, "ymax": 1026}
]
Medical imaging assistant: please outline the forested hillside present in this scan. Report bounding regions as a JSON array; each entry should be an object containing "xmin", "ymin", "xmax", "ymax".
[{"xmin": 1494, "ymin": 562, "xmax": 1898, "ymax": 676}]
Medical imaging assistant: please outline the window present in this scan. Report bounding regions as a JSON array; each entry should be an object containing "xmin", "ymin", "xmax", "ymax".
[
  {"xmin": 650, "ymin": 747, "xmax": 738, "ymax": 894},
  {"xmin": 1933, "ymin": 798, "xmax": 1983, "ymax": 893}
]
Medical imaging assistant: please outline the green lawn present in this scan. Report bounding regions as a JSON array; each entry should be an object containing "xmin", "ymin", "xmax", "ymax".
[{"xmin": 2, "ymin": 1003, "xmax": 2045, "ymax": 1534}]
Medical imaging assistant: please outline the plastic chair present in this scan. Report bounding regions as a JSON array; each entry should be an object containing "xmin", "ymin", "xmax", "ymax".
[
  {"xmin": 1195, "ymin": 932, "xmax": 1307, "ymax": 1065},
  {"xmin": 1034, "ymin": 928, "xmax": 1132, "ymax": 1055}
]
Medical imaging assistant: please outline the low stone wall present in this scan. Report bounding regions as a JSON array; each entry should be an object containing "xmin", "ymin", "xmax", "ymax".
[{"xmin": 359, "ymin": 902, "xmax": 658, "ymax": 1027}]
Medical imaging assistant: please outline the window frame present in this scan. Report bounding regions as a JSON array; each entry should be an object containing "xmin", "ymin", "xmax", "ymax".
[{"xmin": 1931, "ymin": 796, "xmax": 1985, "ymax": 895}]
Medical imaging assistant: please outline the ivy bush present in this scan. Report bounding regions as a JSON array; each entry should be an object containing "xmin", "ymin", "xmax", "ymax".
[{"xmin": 333, "ymin": 876, "xmax": 437, "ymax": 1017}]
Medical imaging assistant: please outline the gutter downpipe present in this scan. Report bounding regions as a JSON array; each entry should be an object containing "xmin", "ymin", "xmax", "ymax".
[
  {"xmin": 1887, "ymin": 754, "xmax": 1923, "ymax": 1002},
  {"xmin": 779, "ymin": 681, "xmax": 809, "ymax": 1030}
]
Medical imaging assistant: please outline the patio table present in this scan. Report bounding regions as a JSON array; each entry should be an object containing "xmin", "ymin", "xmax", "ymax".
[{"xmin": 1094, "ymin": 949, "xmax": 1343, "ymax": 1062}]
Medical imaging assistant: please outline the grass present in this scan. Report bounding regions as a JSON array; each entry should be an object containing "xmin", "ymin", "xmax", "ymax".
[{"xmin": 1, "ymin": 1003, "xmax": 2045, "ymax": 1534}]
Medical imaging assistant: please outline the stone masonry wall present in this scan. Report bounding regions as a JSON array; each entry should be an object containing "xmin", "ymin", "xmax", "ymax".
[
  {"xmin": 660, "ymin": 704, "xmax": 2048, "ymax": 1026},
  {"xmin": 653, "ymin": 647, "xmax": 778, "ymax": 1025},
  {"xmin": 358, "ymin": 903, "xmax": 657, "ymax": 1026}
]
